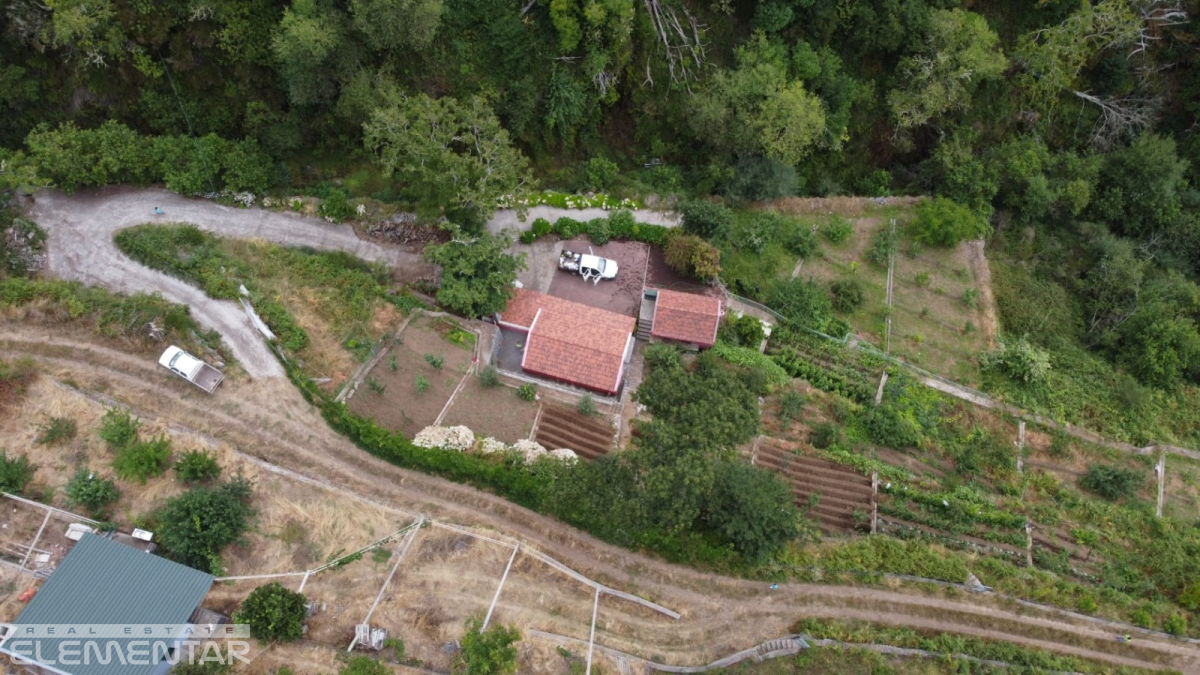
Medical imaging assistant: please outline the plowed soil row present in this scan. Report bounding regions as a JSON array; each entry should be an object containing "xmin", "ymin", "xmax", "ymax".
[
  {"xmin": 754, "ymin": 443, "xmax": 873, "ymax": 535},
  {"xmin": 535, "ymin": 404, "xmax": 614, "ymax": 460}
]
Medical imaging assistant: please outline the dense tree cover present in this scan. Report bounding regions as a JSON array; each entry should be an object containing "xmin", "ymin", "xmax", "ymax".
[
  {"xmin": 423, "ymin": 229, "xmax": 525, "ymax": 318},
  {"xmin": 549, "ymin": 346, "xmax": 802, "ymax": 561},
  {"xmin": 153, "ymin": 477, "xmax": 255, "ymax": 574},
  {"xmin": 234, "ymin": 583, "xmax": 308, "ymax": 642}
]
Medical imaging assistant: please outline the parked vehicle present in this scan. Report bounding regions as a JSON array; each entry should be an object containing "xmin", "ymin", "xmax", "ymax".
[
  {"xmin": 558, "ymin": 249, "xmax": 618, "ymax": 284},
  {"xmin": 158, "ymin": 346, "xmax": 224, "ymax": 393}
]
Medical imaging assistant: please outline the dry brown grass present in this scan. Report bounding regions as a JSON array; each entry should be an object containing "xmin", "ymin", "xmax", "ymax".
[{"xmin": 0, "ymin": 377, "xmax": 404, "ymax": 579}]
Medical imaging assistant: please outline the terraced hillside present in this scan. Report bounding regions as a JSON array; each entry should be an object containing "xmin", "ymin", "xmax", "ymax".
[{"xmin": 534, "ymin": 403, "xmax": 615, "ymax": 460}]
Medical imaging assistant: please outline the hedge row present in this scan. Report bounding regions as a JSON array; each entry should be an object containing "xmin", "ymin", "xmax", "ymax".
[{"xmin": 519, "ymin": 211, "xmax": 671, "ymax": 247}]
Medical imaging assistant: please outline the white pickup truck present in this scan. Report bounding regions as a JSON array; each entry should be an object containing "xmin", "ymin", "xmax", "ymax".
[
  {"xmin": 159, "ymin": 346, "xmax": 224, "ymax": 393},
  {"xmin": 558, "ymin": 249, "xmax": 619, "ymax": 284}
]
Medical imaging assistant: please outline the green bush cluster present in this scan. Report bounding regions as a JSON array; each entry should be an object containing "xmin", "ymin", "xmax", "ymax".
[
  {"xmin": 234, "ymin": 582, "xmax": 307, "ymax": 642},
  {"xmin": 822, "ymin": 216, "xmax": 853, "ymax": 244},
  {"xmin": 27, "ymin": 120, "xmax": 272, "ymax": 195},
  {"xmin": 710, "ymin": 342, "xmax": 790, "ymax": 390},
  {"xmin": 0, "ymin": 452, "xmax": 36, "ymax": 495},
  {"xmin": 519, "ymin": 211, "xmax": 670, "ymax": 248},
  {"xmin": 154, "ymin": 477, "xmax": 254, "ymax": 573},
  {"xmin": 175, "ymin": 450, "xmax": 222, "ymax": 484},
  {"xmin": 36, "ymin": 417, "xmax": 77, "ymax": 446},
  {"xmin": 65, "ymin": 468, "xmax": 120, "ymax": 519},
  {"xmin": 113, "ymin": 436, "xmax": 172, "ymax": 484},
  {"xmin": 99, "ymin": 408, "xmax": 141, "ymax": 450}
]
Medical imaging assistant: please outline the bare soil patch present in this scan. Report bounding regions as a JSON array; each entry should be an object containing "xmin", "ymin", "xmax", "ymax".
[
  {"xmin": 534, "ymin": 404, "xmax": 616, "ymax": 460},
  {"xmin": 751, "ymin": 440, "xmax": 872, "ymax": 535},
  {"xmin": 347, "ymin": 317, "xmax": 473, "ymax": 438},
  {"xmin": 440, "ymin": 377, "xmax": 538, "ymax": 444},
  {"xmin": 547, "ymin": 237, "xmax": 648, "ymax": 317}
]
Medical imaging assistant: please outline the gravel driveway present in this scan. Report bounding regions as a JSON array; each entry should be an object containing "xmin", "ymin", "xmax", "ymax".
[{"xmin": 29, "ymin": 186, "xmax": 423, "ymax": 379}]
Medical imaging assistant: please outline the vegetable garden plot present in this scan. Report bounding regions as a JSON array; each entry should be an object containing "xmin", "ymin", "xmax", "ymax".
[
  {"xmin": 347, "ymin": 317, "xmax": 473, "ymax": 438},
  {"xmin": 751, "ymin": 440, "xmax": 873, "ymax": 535},
  {"xmin": 533, "ymin": 403, "xmax": 615, "ymax": 460},
  {"xmin": 440, "ymin": 376, "xmax": 539, "ymax": 444}
]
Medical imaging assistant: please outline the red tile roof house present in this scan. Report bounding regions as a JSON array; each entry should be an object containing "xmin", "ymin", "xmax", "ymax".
[
  {"xmin": 650, "ymin": 289, "xmax": 723, "ymax": 349},
  {"xmin": 497, "ymin": 289, "xmax": 636, "ymax": 396}
]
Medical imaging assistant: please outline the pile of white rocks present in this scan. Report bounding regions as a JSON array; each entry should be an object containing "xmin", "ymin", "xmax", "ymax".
[{"xmin": 412, "ymin": 425, "xmax": 475, "ymax": 451}]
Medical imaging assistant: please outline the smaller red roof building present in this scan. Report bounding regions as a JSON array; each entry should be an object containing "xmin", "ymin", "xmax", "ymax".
[
  {"xmin": 651, "ymin": 290, "xmax": 722, "ymax": 348},
  {"xmin": 498, "ymin": 289, "xmax": 636, "ymax": 395}
]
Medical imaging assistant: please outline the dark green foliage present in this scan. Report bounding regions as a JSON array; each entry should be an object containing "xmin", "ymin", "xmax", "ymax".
[
  {"xmin": 518, "ymin": 230, "xmax": 536, "ymax": 245},
  {"xmin": 724, "ymin": 156, "xmax": 797, "ymax": 202},
  {"xmin": 822, "ymin": 216, "xmax": 853, "ymax": 244},
  {"xmin": 478, "ymin": 365, "xmax": 501, "ymax": 388},
  {"xmin": 829, "ymin": 279, "xmax": 865, "ymax": 313},
  {"xmin": 664, "ymin": 232, "xmax": 721, "ymax": 281},
  {"xmin": 517, "ymin": 383, "xmax": 537, "ymax": 401},
  {"xmin": 531, "ymin": 218, "xmax": 553, "ymax": 238},
  {"xmin": 768, "ymin": 279, "xmax": 832, "ymax": 330},
  {"xmin": 113, "ymin": 436, "xmax": 172, "ymax": 484},
  {"xmin": 0, "ymin": 452, "xmax": 35, "ymax": 495},
  {"xmin": 317, "ymin": 189, "xmax": 355, "ymax": 222},
  {"xmin": 424, "ymin": 230, "xmax": 524, "ymax": 318},
  {"xmin": 704, "ymin": 461, "xmax": 801, "ymax": 561},
  {"xmin": 454, "ymin": 615, "xmax": 520, "ymax": 674},
  {"xmin": 98, "ymin": 408, "xmax": 140, "ymax": 450},
  {"xmin": 155, "ymin": 478, "xmax": 254, "ymax": 573},
  {"xmin": 719, "ymin": 313, "xmax": 765, "ymax": 348},
  {"xmin": 809, "ymin": 421, "xmax": 839, "ymax": 449},
  {"xmin": 783, "ymin": 222, "xmax": 818, "ymax": 258},
  {"xmin": 36, "ymin": 417, "xmax": 76, "ymax": 446},
  {"xmin": 424, "ymin": 353, "xmax": 445, "ymax": 369},
  {"xmin": 585, "ymin": 218, "xmax": 611, "ymax": 245},
  {"xmin": 679, "ymin": 200, "xmax": 733, "ymax": 240},
  {"xmin": 175, "ymin": 450, "xmax": 222, "ymax": 484},
  {"xmin": 576, "ymin": 394, "xmax": 596, "ymax": 417},
  {"xmin": 778, "ymin": 390, "xmax": 806, "ymax": 425},
  {"xmin": 65, "ymin": 468, "xmax": 120, "ymax": 519},
  {"xmin": 912, "ymin": 197, "xmax": 991, "ymax": 247},
  {"xmin": 1080, "ymin": 463, "xmax": 1143, "ymax": 502},
  {"xmin": 582, "ymin": 157, "xmax": 618, "ymax": 191},
  {"xmin": 234, "ymin": 583, "xmax": 307, "ymax": 642},
  {"xmin": 867, "ymin": 227, "xmax": 895, "ymax": 267}
]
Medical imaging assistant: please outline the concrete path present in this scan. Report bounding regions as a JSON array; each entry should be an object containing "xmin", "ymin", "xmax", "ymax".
[
  {"xmin": 486, "ymin": 205, "xmax": 678, "ymax": 235},
  {"xmin": 29, "ymin": 186, "xmax": 423, "ymax": 379}
]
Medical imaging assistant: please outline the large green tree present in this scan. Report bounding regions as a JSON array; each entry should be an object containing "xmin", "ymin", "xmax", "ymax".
[
  {"xmin": 889, "ymin": 9, "xmax": 1007, "ymax": 131},
  {"xmin": 364, "ymin": 93, "xmax": 532, "ymax": 217},
  {"xmin": 423, "ymin": 229, "xmax": 525, "ymax": 318}
]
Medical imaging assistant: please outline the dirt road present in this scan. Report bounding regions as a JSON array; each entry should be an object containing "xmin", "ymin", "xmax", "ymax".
[
  {"xmin": 3, "ymin": 327, "xmax": 1198, "ymax": 673},
  {"xmin": 28, "ymin": 187, "xmax": 424, "ymax": 379}
]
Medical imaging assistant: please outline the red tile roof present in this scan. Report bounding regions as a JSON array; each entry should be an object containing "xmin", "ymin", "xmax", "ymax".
[
  {"xmin": 651, "ymin": 290, "xmax": 722, "ymax": 348},
  {"xmin": 500, "ymin": 289, "xmax": 635, "ymax": 394}
]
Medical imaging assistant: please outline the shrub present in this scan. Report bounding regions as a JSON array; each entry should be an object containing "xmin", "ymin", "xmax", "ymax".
[
  {"xmin": 0, "ymin": 453, "xmax": 35, "ymax": 494},
  {"xmin": 1164, "ymin": 614, "xmax": 1188, "ymax": 636},
  {"xmin": 175, "ymin": 450, "xmax": 221, "ymax": 484},
  {"xmin": 518, "ymin": 230, "xmax": 536, "ymax": 245},
  {"xmin": 912, "ymin": 197, "xmax": 991, "ymax": 247},
  {"xmin": 724, "ymin": 156, "xmax": 797, "ymax": 202},
  {"xmin": 679, "ymin": 200, "xmax": 733, "ymax": 240},
  {"xmin": 809, "ymin": 421, "xmax": 839, "ymax": 449},
  {"xmin": 553, "ymin": 217, "xmax": 584, "ymax": 238},
  {"xmin": 785, "ymin": 223, "xmax": 818, "ymax": 257},
  {"xmin": 367, "ymin": 377, "xmax": 386, "ymax": 395},
  {"xmin": 779, "ymin": 390, "xmax": 806, "ymax": 425},
  {"xmin": 155, "ymin": 478, "xmax": 254, "ymax": 573},
  {"xmin": 829, "ymin": 279, "xmax": 865, "ymax": 313},
  {"xmin": 720, "ymin": 313, "xmax": 765, "ymax": 347},
  {"xmin": 1079, "ymin": 463, "xmax": 1143, "ymax": 501},
  {"xmin": 99, "ymin": 408, "xmax": 140, "ymax": 450},
  {"xmin": 664, "ymin": 232, "xmax": 721, "ymax": 281},
  {"xmin": 65, "ymin": 468, "xmax": 119, "ymax": 518},
  {"xmin": 388, "ymin": 354, "xmax": 397, "ymax": 371},
  {"xmin": 234, "ymin": 582, "xmax": 307, "ymax": 642},
  {"xmin": 531, "ymin": 218, "xmax": 552, "ymax": 237},
  {"xmin": 454, "ymin": 615, "xmax": 520, "ymax": 675},
  {"xmin": 867, "ymin": 227, "xmax": 895, "ymax": 267},
  {"xmin": 704, "ymin": 461, "xmax": 802, "ymax": 560},
  {"xmin": 478, "ymin": 365, "xmax": 501, "ymax": 388},
  {"xmin": 577, "ymin": 394, "xmax": 597, "ymax": 417},
  {"xmin": 863, "ymin": 404, "xmax": 922, "ymax": 449},
  {"xmin": 768, "ymin": 278, "xmax": 832, "ymax": 330},
  {"xmin": 962, "ymin": 288, "xmax": 979, "ymax": 308},
  {"xmin": 37, "ymin": 417, "xmax": 77, "ymax": 446},
  {"xmin": 424, "ymin": 353, "xmax": 445, "ymax": 369},
  {"xmin": 822, "ymin": 216, "xmax": 853, "ymax": 244},
  {"xmin": 582, "ymin": 157, "xmax": 619, "ymax": 190},
  {"xmin": 113, "ymin": 436, "xmax": 172, "ymax": 484},
  {"xmin": 607, "ymin": 210, "xmax": 635, "ymax": 239},
  {"xmin": 415, "ymin": 376, "xmax": 430, "ymax": 393},
  {"xmin": 980, "ymin": 337, "xmax": 1051, "ymax": 384},
  {"xmin": 317, "ymin": 189, "xmax": 355, "ymax": 222},
  {"xmin": 586, "ymin": 218, "xmax": 611, "ymax": 245},
  {"xmin": 915, "ymin": 272, "xmax": 930, "ymax": 287},
  {"xmin": 517, "ymin": 383, "xmax": 537, "ymax": 401}
]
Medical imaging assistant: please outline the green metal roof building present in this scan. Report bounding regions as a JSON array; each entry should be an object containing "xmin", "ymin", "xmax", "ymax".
[{"xmin": 0, "ymin": 533, "xmax": 214, "ymax": 675}]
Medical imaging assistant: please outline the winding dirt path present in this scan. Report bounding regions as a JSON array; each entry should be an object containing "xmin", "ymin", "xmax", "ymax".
[
  {"xmin": 2, "ymin": 328, "xmax": 1198, "ymax": 673},
  {"xmin": 28, "ymin": 186, "xmax": 423, "ymax": 379}
]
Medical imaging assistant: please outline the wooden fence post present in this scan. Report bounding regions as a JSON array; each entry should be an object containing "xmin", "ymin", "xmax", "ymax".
[
  {"xmin": 871, "ymin": 470, "xmax": 879, "ymax": 535},
  {"xmin": 1156, "ymin": 449, "xmax": 1166, "ymax": 519}
]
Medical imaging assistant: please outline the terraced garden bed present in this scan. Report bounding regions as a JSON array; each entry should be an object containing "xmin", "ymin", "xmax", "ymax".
[
  {"xmin": 752, "ymin": 440, "xmax": 873, "ymax": 535},
  {"xmin": 533, "ymin": 403, "xmax": 615, "ymax": 460}
]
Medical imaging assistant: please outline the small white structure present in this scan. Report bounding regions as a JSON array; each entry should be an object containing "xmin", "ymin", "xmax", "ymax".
[{"xmin": 355, "ymin": 624, "xmax": 387, "ymax": 651}]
